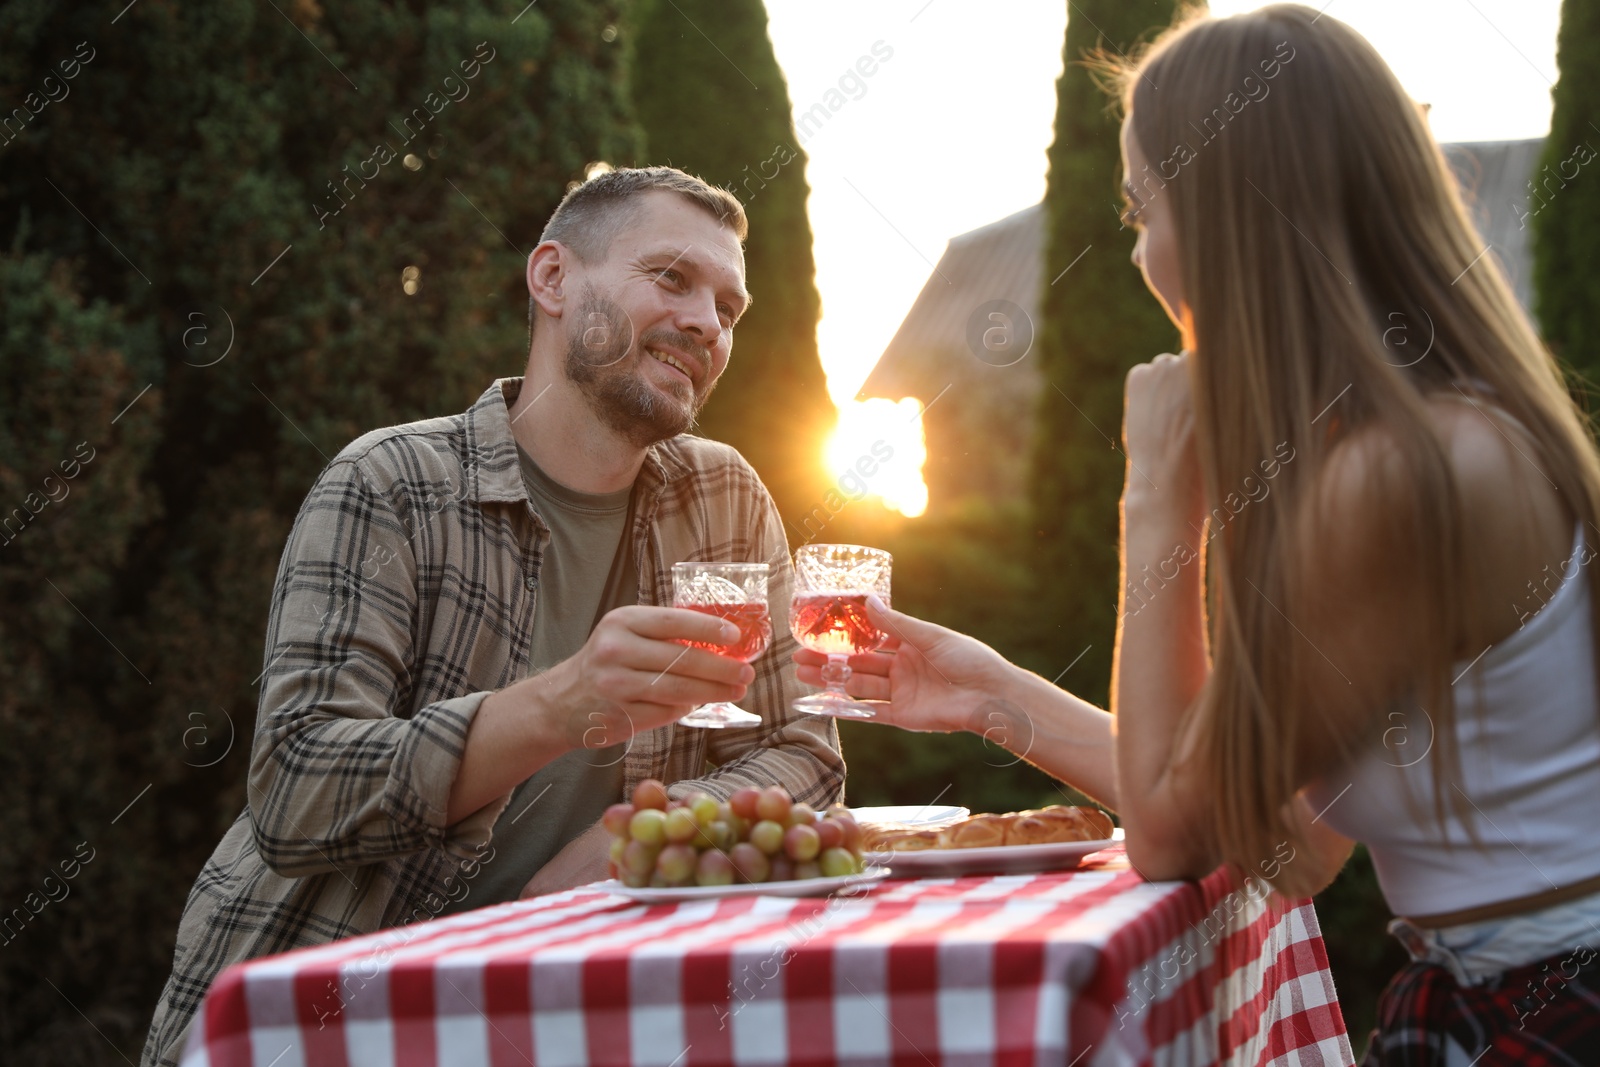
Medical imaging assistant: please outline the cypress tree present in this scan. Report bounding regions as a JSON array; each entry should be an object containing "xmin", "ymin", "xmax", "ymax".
[
  {"xmin": 0, "ymin": 0, "xmax": 637, "ymax": 1056},
  {"xmin": 1027, "ymin": 0, "xmax": 1184, "ymax": 706},
  {"xmin": 628, "ymin": 0, "xmax": 833, "ymax": 529},
  {"xmin": 1533, "ymin": 0, "xmax": 1600, "ymax": 390}
]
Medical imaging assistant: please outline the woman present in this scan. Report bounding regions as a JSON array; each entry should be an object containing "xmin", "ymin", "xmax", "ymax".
[{"xmin": 797, "ymin": 5, "xmax": 1600, "ymax": 1062}]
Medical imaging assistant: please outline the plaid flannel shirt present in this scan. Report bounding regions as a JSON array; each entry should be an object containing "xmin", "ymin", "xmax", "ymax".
[{"xmin": 142, "ymin": 378, "xmax": 845, "ymax": 1066}]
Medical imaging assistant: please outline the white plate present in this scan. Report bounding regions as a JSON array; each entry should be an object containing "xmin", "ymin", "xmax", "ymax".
[
  {"xmin": 848, "ymin": 805, "xmax": 970, "ymax": 828},
  {"xmin": 598, "ymin": 866, "xmax": 890, "ymax": 902},
  {"xmin": 866, "ymin": 828, "xmax": 1124, "ymax": 875}
]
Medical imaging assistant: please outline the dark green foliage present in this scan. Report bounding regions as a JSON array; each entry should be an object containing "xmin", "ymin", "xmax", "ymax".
[
  {"xmin": 1533, "ymin": 0, "xmax": 1600, "ymax": 393},
  {"xmin": 629, "ymin": 0, "xmax": 833, "ymax": 526},
  {"xmin": 1028, "ymin": 0, "xmax": 1183, "ymax": 712},
  {"xmin": 1315, "ymin": 846, "xmax": 1408, "ymax": 1061},
  {"xmin": 0, "ymin": 0, "xmax": 636, "ymax": 1058}
]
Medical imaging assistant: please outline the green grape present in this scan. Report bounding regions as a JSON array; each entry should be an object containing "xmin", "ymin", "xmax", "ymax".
[
  {"xmin": 631, "ymin": 808, "xmax": 668, "ymax": 846},
  {"xmin": 818, "ymin": 847, "xmax": 858, "ymax": 878},
  {"xmin": 664, "ymin": 807, "xmax": 699, "ymax": 844},
  {"xmin": 786, "ymin": 803, "xmax": 817, "ymax": 828},
  {"xmin": 749, "ymin": 820, "xmax": 786, "ymax": 856},
  {"xmin": 691, "ymin": 794, "xmax": 720, "ymax": 826}
]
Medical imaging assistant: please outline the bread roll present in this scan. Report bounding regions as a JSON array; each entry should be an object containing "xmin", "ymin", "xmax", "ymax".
[
  {"xmin": 864, "ymin": 804, "xmax": 1113, "ymax": 852},
  {"xmin": 937, "ymin": 815, "xmax": 1007, "ymax": 849}
]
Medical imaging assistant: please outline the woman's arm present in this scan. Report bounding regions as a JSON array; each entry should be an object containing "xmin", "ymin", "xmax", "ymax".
[
  {"xmin": 1109, "ymin": 352, "xmax": 1217, "ymax": 880},
  {"xmin": 792, "ymin": 602, "xmax": 1121, "ymax": 806},
  {"xmin": 1112, "ymin": 488, "xmax": 1214, "ymax": 880}
]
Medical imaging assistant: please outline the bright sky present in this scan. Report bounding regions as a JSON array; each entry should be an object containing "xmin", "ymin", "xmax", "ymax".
[{"xmin": 763, "ymin": 0, "xmax": 1563, "ymax": 516}]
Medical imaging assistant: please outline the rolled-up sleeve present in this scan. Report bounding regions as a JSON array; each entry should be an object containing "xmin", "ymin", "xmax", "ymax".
[{"xmin": 248, "ymin": 456, "xmax": 509, "ymax": 877}]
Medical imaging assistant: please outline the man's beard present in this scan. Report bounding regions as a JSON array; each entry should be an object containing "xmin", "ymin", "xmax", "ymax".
[{"xmin": 563, "ymin": 290, "xmax": 718, "ymax": 449}]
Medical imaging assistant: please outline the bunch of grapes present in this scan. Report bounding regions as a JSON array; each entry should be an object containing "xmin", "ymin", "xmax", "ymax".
[{"xmin": 603, "ymin": 779, "xmax": 869, "ymax": 888}]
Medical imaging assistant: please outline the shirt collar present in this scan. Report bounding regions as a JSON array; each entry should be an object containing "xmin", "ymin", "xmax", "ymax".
[{"xmin": 462, "ymin": 377, "xmax": 692, "ymax": 506}]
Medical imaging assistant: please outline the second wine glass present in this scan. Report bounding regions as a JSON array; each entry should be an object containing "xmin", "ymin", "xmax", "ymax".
[{"xmin": 789, "ymin": 544, "xmax": 891, "ymax": 719}]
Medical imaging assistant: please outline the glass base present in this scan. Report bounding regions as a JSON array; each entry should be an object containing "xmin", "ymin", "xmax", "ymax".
[
  {"xmin": 792, "ymin": 691, "xmax": 883, "ymax": 719},
  {"xmin": 679, "ymin": 702, "xmax": 762, "ymax": 729}
]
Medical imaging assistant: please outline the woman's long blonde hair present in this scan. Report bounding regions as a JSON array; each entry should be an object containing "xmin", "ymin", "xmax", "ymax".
[{"xmin": 1105, "ymin": 4, "xmax": 1600, "ymax": 892}]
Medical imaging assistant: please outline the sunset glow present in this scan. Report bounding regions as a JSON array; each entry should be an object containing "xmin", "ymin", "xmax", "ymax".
[{"xmin": 822, "ymin": 397, "xmax": 928, "ymax": 517}]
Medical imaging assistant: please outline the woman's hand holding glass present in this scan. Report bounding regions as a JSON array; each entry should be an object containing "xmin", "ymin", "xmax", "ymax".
[{"xmin": 791, "ymin": 595, "xmax": 1016, "ymax": 735}]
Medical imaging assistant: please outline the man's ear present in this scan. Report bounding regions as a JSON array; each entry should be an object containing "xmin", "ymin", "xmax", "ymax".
[{"xmin": 527, "ymin": 241, "xmax": 569, "ymax": 321}]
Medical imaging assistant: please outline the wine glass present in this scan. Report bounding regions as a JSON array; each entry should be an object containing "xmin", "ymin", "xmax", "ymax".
[
  {"xmin": 789, "ymin": 544, "xmax": 892, "ymax": 718},
  {"xmin": 672, "ymin": 562, "xmax": 771, "ymax": 728}
]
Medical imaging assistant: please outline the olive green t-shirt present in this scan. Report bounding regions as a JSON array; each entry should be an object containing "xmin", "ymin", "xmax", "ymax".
[{"xmin": 440, "ymin": 445, "xmax": 635, "ymax": 913}]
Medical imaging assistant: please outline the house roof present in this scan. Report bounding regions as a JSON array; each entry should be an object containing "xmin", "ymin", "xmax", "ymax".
[{"xmin": 862, "ymin": 138, "xmax": 1547, "ymax": 408}]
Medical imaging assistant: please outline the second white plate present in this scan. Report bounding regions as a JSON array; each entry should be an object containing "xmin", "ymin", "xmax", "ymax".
[
  {"xmin": 866, "ymin": 828, "xmax": 1124, "ymax": 875},
  {"xmin": 848, "ymin": 805, "xmax": 969, "ymax": 828}
]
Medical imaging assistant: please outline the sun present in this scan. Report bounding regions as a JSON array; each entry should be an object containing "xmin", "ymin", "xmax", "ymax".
[{"xmin": 822, "ymin": 397, "xmax": 928, "ymax": 518}]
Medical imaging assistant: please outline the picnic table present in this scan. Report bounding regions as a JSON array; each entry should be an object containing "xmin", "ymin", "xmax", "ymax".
[{"xmin": 180, "ymin": 844, "xmax": 1353, "ymax": 1066}]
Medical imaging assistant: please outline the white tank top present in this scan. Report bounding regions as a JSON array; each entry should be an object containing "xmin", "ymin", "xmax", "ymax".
[{"xmin": 1303, "ymin": 522, "xmax": 1600, "ymax": 916}]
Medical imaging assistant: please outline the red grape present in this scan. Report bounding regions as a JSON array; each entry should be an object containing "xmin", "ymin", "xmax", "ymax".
[
  {"xmin": 622, "ymin": 839, "xmax": 658, "ymax": 876},
  {"xmin": 602, "ymin": 803, "xmax": 635, "ymax": 837},
  {"xmin": 729, "ymin": 842, "xmax": 771, "ymax": 884},
  {"xmin": 815, "ymin": 819, "xmax": 844, "ymax": 851},
  {"xmin": 755, "ymin": 787, "xmax": 791, "ymax": 824},
  {"xmin": 729, "ymin": 788, "xmax": 761, "ymax": 821},
  {"xmin": 834, "ymin": 815, "xmax": 863, "ymax": 853},
  {"xmin": 793, "ymin": 860, "xmax": 821, "ymax": 880},
  {"xmin": 656, "ymin": 844, "xmax": 698, "ymax": 885},
  {"xmin": 633, "ymin": 779, "xmax": 669, "ymax": 811},
  {"xmin": 786, "ymin": 803, "xmax": 817, "ymax": 828},
  {"xmin": 696, "ymin": 849, "xmax": 736, "ymax": 887},
  {"xmin": 783, "ymin": 823, "xmax": 821, "ymax": 862},
  {"xmin": 768, "ymin": 856, "xmax": 796, "ymax": 882}
]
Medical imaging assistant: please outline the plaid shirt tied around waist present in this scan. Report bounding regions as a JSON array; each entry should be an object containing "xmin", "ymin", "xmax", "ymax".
[{"xmin": 141, "ymin": 378, "xmax": 844, "ymax": 1066}]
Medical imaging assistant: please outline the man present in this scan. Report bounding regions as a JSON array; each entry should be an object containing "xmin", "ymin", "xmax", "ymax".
[{"xmin": 142, "ymin": 166, "xmax": 844, "ymax": 1066}]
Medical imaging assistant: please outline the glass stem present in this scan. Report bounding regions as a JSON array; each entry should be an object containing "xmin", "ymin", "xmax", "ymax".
[{"xmin": 822, "ymin": 653, "xmax": 851, "ymax": 693}]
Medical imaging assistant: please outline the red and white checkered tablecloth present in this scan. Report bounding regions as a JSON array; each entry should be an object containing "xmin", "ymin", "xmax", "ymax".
[{"xmin": 180, "ymin": 845, "xmax": 1353, "ymax": 1067}]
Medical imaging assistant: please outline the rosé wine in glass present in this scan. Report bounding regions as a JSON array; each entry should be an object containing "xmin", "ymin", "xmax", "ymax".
[
  {"xmin": 789, "ymin": 593, "xmax": 886, "ymax": 657},
  {"xmin": 678, "ymin": 601, "xmax": 773, "ymax": 661},
  {"xmin": 789, "ymin": 545, "xmax": 891, "ymax": 719}
]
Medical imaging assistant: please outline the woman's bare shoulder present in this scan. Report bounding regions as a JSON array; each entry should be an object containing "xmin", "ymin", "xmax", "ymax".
[{"xmin": 1304, "ymin": 392, "xmax": 1573, "ymax": 653}]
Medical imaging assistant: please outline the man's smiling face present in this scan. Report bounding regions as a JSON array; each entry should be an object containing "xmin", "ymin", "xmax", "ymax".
[{"xmin": 561, "ymin": 190, "xmax": 750, "ymax": 448}]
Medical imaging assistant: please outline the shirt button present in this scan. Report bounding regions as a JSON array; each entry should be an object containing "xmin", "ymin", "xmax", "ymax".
[{"xmin": 525, "ymin": 574, "xmax": 539, "ymax": 591}]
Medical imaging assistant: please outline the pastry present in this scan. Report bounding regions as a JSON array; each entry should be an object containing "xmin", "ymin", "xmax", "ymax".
[{"xmin": 867, "ymin": 804, "xmax": 1113, "ymax": 852}]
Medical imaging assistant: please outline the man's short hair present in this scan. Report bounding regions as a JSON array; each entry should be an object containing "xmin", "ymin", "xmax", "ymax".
[
  {"xmin": 530, "ymin": 166, "xmax": 748, "ymax": 338},
  {"xmin": 542, "ymin": 165, "xmax": 747, "ymax": 261}
]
